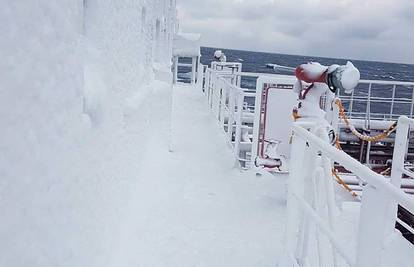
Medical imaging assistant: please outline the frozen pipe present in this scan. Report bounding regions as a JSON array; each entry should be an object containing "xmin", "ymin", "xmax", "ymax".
[
  {"xmin": 177, "ymin": 63, "xmax": 192, "ymax": 67},
  {"xmin": 340, "ymin": 174, "xmax": 414, "ymax": 188}
]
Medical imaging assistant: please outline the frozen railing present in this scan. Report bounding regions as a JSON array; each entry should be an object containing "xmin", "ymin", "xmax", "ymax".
[
  {"xmin": 390, "ymin": 116, "xmax": 414, "ymax": 235},
  {"xmin": 235, "ymin": 66, "xmax": 414, "ymax": 122},
  {"xmin": 331, "ymin": 80, "xmax": 414, "ymax": 166},
  {"xmin": 203, "ymin": 67, "xmax": 255, "ymax": 168},
  {"xmin": 283, "ymin": 119, "xmax": 414, "ymax": 267},
  {"xmin": 200, "ymin": 64, "xmax": 414, "ymax": 264},
  {"xmin": 202, "ymin": 65, "xmax": 414, "ymax": 170},
  {"xmin": 338, "ymin": 80, "xmax": 414, "ymax": 121}
]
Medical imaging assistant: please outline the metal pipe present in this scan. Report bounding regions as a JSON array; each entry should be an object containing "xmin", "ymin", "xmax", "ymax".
[{"xmin": 390, "ymin": 84, "xmax": 396, "ymax": 119}]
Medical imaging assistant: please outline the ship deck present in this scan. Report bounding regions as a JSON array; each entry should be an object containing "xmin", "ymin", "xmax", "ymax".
[
  {"xmin": 109, "ymin": 83, "xmax": 288, "ymax": 266},
  {"xmin": 100, "ymin": 80, "xmax": 414, "ymax": 267}
]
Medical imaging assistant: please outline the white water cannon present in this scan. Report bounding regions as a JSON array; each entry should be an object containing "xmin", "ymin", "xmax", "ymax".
[
  {"xmin": 327, "ymin": 61, "xmax": 360, "ymax": 94},
  {"xmin": 214, "ymin": 50, "xmax": 227, "ymax": 62}
]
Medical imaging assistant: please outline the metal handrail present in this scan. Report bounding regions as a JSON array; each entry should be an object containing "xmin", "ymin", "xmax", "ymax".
[
  {"xmin": 287, "ymin": 120, "xmax": 414, "ymax": 267},
  {"xmin": 292, "ymin": 124, "xmax": 414, "ymax": 211}
]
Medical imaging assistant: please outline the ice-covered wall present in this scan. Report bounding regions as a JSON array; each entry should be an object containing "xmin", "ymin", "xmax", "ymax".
[
  {"xmin": 0, "ymin": 1, "xmax": 176, "ymax": 266},
  {"xmin": 83, "ymin": 0, "xmax": 176, "ymax": 126}
]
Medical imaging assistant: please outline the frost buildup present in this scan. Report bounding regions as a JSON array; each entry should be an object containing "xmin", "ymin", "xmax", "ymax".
[{"xmin": 0, "ymin": 1, "xmax": 177, "ymax": 266}]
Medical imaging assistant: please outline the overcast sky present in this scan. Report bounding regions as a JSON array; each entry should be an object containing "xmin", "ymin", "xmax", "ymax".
[{"xmin": 177, "ymin": 0, "xmax": 414, "ymax": 64}]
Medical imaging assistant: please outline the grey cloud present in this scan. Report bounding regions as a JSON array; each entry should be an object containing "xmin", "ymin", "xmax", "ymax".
[{"xmin": 177, "ymin": 0, "xmax": 414, "ymax": 64}]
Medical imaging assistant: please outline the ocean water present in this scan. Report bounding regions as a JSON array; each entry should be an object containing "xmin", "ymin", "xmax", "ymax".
[
  {"xmin": 199, "ymin": 47, "xmax": 414, "ymax": 81},
  {"xmin": 178, "ymin": 47, "xmax": 414, "ymax": 117}
]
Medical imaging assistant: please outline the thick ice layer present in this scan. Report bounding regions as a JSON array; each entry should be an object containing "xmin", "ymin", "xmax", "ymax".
[{"xmin": 0, "ymin": 1, "xmax": 176, "ymax": 266}]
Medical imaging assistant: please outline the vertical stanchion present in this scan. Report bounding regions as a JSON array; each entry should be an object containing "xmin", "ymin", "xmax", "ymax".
[
  {"xmin": 356, "ymin": 185, "xmax": 390, "ymax": 267},
  {"xmin": 387, "ymin": 116, "xmax": 410, "ymax": 233},
  {"xmin": 281, "ymin": 122, "xmax": 314, "ymax": 267},
  {"xmin": 227, "ymin": 85, "xmax": 236, "ymax": 143},
  {"xmin": 191, "ymin": 57, "xmax": 196, "ymax": 84},
  {"xmin": 169, "ymin": 76, "xmax": 174, "ymax": 152},
  {"xmin": 234, "ymin": 90, "xmax": 244, "ymax": 167},
  {"xmin": 173, "ymin": 56, "xmax": 178, "ymax": 84},
  {"xmin": 219, "ymin": 81, "xmax": 228, "ymax": 129}
]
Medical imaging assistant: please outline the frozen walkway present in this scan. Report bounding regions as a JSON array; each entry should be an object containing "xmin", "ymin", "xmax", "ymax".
[{"xmin": 110, "ymin": 83, "xmax": 288, "ymax": 267}]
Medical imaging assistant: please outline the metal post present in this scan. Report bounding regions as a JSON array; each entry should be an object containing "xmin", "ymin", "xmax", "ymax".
[
  {"xmin": 191, "ymin": 56, "xmax": 196, "ymax": 84},
  {"xmin": 197, "ymin": 56, "xmax": 201, "ymax": 84},
  {"xmin": 364, "ymin": 83, "xmax": 372, "ymax": 164},
  {"xmin": 390, "ymin": 85, "xmax": 396, "ymax": 119},
  {"xmin": 387, "ymin": 116, "xmax": 410, "ymax": 233},
  {"xmin": 227, "ymin": 85, "xmax": 236, "ymax": 142},
  {"xmin": 365, "ymin": 83, "xmax": 372, "ymax": 129},
  {"xmin": 281, "ymin": 122, "xmax": 311, "ymax": 266},
  {"xmin": 349, "ymin": 88, "xmax": 355, "ymax": 118},
  {"xmin": 296, "ymin": 146, "xmax": 318, "ymax": 266},
  {"xmin": 356, "ymin": 185, "xmax": 391, "ymax": 267},
  {"xmin": 234, "ymin": 90, "xmax": 244, "ymax": 167},
  {"xmin": 219, "ymin": 81, "xmax": 228, "ymax": 129},
  {"xmin": 173, "ymin": 56, "xmax": 178, "ymax": 84},
  {"xmin": 196, "ymin": 62, "xmax": 203, "ymax": 90},
  {"xmin": 410, "ymin": 87, "xmax": 414, "ymax": 118}
]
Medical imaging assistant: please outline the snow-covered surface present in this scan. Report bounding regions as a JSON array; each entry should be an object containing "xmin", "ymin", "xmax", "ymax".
[
  {"xmin": 336, "ymin": 201, "xmax": 414, "ymax": 267},
  {"xmin": 109, "ymin": 84, "xmax": 288, "ymax": 266}
]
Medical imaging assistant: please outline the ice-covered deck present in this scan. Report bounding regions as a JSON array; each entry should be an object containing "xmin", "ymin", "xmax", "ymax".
[{"xmin": 110, "ymin": 83, "xmax": 287, "ymax": 266}]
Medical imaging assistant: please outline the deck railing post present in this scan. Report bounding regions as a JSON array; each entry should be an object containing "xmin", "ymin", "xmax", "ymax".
[
  {"xmin": 387, "ymin": 116, "xmax": 411, "ymax": 233},
  {"xmin": 390, "ymin": 84, "xmax": 396, "ymax": 119},
  {"xmin": 281, "ymin": 122, "xmax": 315, "ymax": 267},
  {"xmin": 295, "ymin": 144, "xmax": 319, "ymax": 266},
  {"xmin": 234, "ymin": 90, "xmax": 244, "ymax": 167},
  {"xmin": 356, "ymin": 115, "xmax": 411, "ymax": 267},
  {"xmin": 390, "ymin": 116, "xmax": 410, "ymax": 187},
  {"xmin": 227, "ymin": 85, "xmax": 236, "ymax": 142},
  {"xmin": 197, "ymin": 63, "xmax": 204, "ymax": 91},
  {"xmin": 173, "ymin": 56, "xmax": 178, "ymax": 84},
  {"xmin": 215, "ymin": 79, "xmax": 223, "ymax": 120},
  {"xmin": 219, "ymin": 81, "xmax": 228, "ymax": 128},
  {"xmin": 205, "ymin": 69, "xmax": 211, "ymax": 96},
  {"xmin": 356, "ymin": 185, "xmax": 391, "ymax": 267},
  {"xmin": 206, "ymin": 70, "xmax": 212, "ymax": 105},
  {"xmin": 410, "ymin": 87, "xmax": 414, "ymax": 118},
  {"xmin": 191, "ymin": 56, "xmax": 196, "ymax": 84}
]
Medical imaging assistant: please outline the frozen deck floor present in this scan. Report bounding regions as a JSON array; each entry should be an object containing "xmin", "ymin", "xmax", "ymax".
[{"xmin": 110, "ymin": 83, "xmax": 288, "ymax": 266}]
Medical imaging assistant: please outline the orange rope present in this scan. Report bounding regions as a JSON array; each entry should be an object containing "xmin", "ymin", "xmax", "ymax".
[
  {"xmin": 331, "ymin": 168, "xmax": 359, "ymax": 199},
  {"xmin": 335, "ymin": 136, "xmax": 342, "ymax": 150},
  {"xmin": 335, "ymin": 99, "xmax": 397, "ymax": 142},
  {"xmin": 292, "ymin": 108, "xmax": 301, "ymax": 121},
  {"xmin": 289, "ymin": 109, "xmax": 301, "ymax": 144},
  {"xmin": 380, "ymin": 166, "xmax": 392, "ymax": 176}
]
